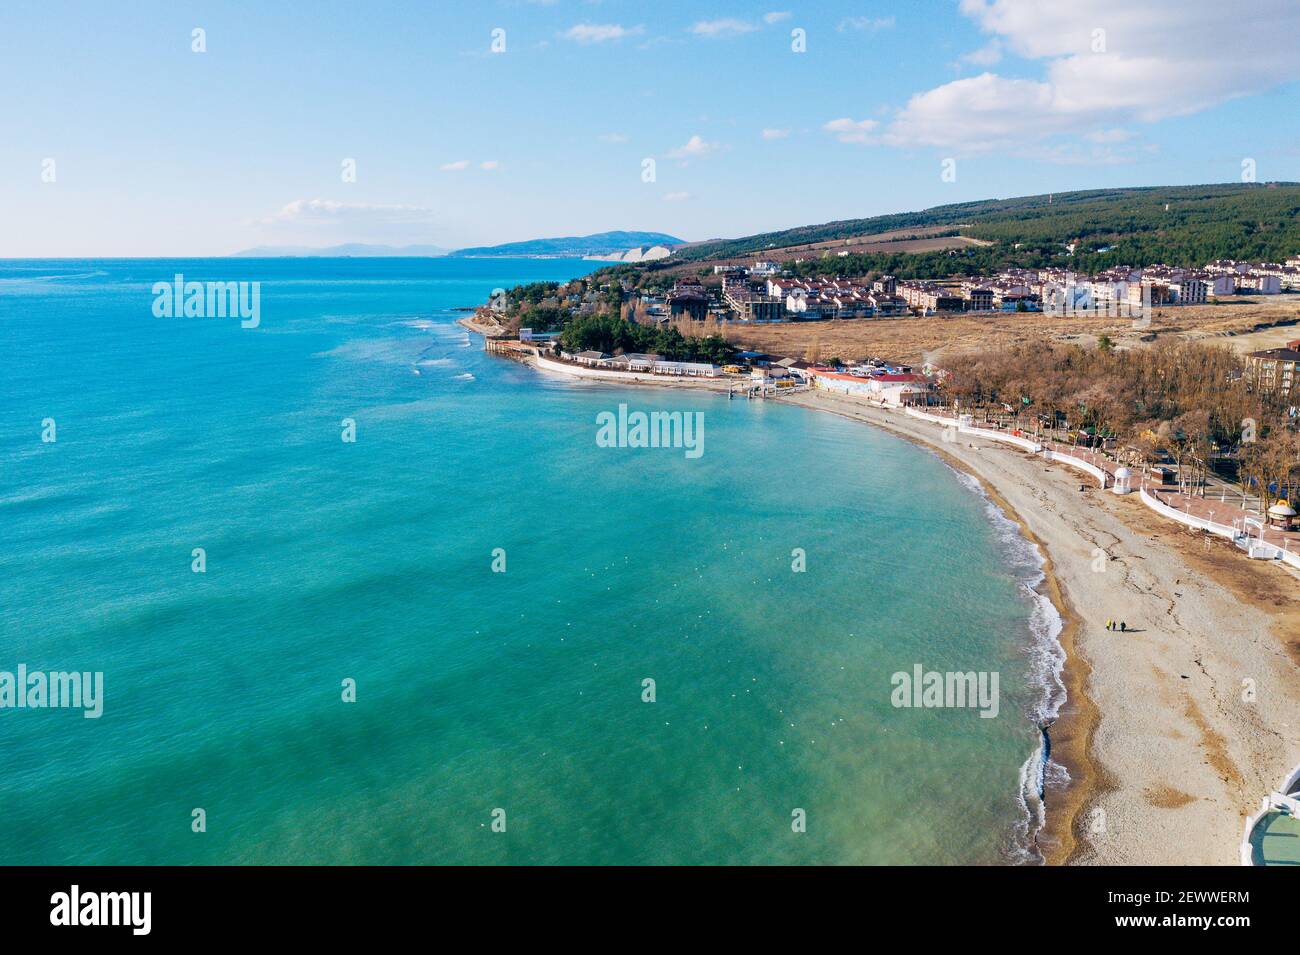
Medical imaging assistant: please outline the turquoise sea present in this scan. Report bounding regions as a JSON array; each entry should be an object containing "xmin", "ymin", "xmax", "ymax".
[{"xmin": 0, "ymin": 258, "xmax": 1063, "ymax": 865}]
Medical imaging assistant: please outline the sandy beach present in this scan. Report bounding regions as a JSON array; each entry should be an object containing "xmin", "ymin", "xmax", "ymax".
[
  {"xmin": 456, "ymin": 313, "xmax": 506, "ymax": 337},
  {"xmin": 778, "ymin": 389, "xmax": 1300, "ymax": 865}
]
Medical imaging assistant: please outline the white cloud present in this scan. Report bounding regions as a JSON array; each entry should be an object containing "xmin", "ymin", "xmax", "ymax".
[
  {"xmin": 664, "ymin": 191, "xmax": 692, "ymax": 202},
  {"xmin": 958, "ymin": 39, "xmax": 1002, "ymax": 67},
  {"xmin": 761, "ymin": 128, "xmax": 791, "ymax": 140},
  {"xmin": 823, "ymin": 117, "xmax": 880, "ymax": 143},
  {"xmin": 1086, "ymin": 128, "xmax": 1134, "ymax": 144},
  {"xmin": 258, "ymin": 199, "xmax": 435, "ymax": 226},
  {"xmin": 836, "ymin": 16, "xmax": 895, "ymax": 33},
  {"xmin": 253, "ymin": 200, "xmax": 439, "ymax": 242},
  {"xmin": 690, "ymin": 18, "xmax": 760, "ymax": 37},
  {"xmin": 480, "ymin": 160, "xmax": 500, "ymax": 170},
  {"xmin": 883, "ymin": 73, "xmax": 1060, "ymax": 150},
  {"xmin": 440, "ymin": 160, "xmax": 470, "ymax": 171},
  {"xmin": 884, "ymin": 0, "xmax": 1300, "ymax": 152},
  {"xmin": 763, "ymin": 12, "xmax": 791, "ymax": 24},
  {"xmin": 599, "ymin": 132, "xmax": 629, "ymax": 144},
  {"xmin": 666, "ymin": 134, "xmax": 720, "ymax": 159},
  {"xmin": 562, "ymin": 23, "xmax": 644, "ymax": 44}
]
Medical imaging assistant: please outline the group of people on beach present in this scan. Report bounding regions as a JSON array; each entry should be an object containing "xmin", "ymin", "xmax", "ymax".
[{"xmin": 1105, "ymin": 619, "xmax": 1128, "ymax": 632}]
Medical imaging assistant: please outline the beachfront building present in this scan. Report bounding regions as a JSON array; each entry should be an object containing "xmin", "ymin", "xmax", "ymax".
[
  {"xmin": 810, "ymin": 368, "xmax": 934, "ymax": 406},
  {"xmin": 607, "ymin": 352, "xmax": 662, "ymax": 371},
  {"xmin": 653, "ymin": 360, "xmax": 718, "ymax": 377},
  {"xmin": 1245, "ymin": 341, "xmax": 1300, "ymax": 397}
]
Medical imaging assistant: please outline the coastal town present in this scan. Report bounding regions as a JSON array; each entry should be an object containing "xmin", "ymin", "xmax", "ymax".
[
  {"xmin": 654, "ymin": 254, "xmax": 1300, "ymax": 323},
  {"xmin": 485, "ymin": 254, "xmax": 1300, "ymax": 331}
]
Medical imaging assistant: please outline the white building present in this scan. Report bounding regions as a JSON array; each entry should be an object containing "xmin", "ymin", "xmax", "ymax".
[
  {"xmin": 1238, "ymin": 274, "xmax": 1281, "ymax": 294},
  {"xmin": 653, "ymin": 360, "xmax": 718, "ymax": 377}
]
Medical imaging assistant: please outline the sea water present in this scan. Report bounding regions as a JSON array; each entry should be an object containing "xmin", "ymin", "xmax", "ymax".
[{"xmin": 0, "ymin": 258, "xmax": 1061, "ymax": 864}]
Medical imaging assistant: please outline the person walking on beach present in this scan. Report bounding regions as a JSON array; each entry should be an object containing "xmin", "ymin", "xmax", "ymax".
[
  {"xmin": 1120, "ymin": 621, "xmax": 1127, "ymax": 633},
  {"xmin": 1105, "ymin": 619, "xmax": 1112, "ymax": 631}
]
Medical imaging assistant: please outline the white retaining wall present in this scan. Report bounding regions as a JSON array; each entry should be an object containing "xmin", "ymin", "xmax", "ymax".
[
  {"xmin": 1139, "ymin": 488, "xmax": 1300, "ymax": 571},
  {"xmin": 1043, "ymin": 449, "xmax": 1109, "ymax": 487},
  {"xmin": 902, "ymin": 408, "xmax": 1041, "ymax": 452},
  {"xmin": 535, "ymin": 356, "xmax": 717, "ymax": 384},
  {"xmin": 962, "ymin": 427, "xmax": 1042, "ymax": 453},
  {"xmin": 904, "ymin": 408, "xmax": 951, "ymax": 426},
  {"xmin": 903, "ymin": 408, "xmax": 1300, "ymax": 574},
  {"xmin": 1138, "ymin": 487, "xmax": 1239, "ymax": 539}
]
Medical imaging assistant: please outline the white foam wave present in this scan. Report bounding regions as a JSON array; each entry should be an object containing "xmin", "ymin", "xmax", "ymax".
[{"xmin": 948, "ymin": 466, "xmax": 1068, "ymax": 865}]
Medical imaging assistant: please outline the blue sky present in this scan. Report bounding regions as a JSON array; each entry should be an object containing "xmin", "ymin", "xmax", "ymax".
[{"xmin": 2, "ymin": 0, "xmax": 1298, "ymax": 256}]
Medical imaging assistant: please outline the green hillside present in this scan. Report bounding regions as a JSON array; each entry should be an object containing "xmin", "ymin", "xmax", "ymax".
[
  {"xmin": 450, "ymin": 230, "xmax": 683, "ymax": 258},
  {"xmin": 671, "ymin": 183, "xmax": 1300, "ymax": 274}
]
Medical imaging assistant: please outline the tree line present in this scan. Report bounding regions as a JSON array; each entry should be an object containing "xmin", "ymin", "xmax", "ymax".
[
  {"xmin": 558, "ymin": 313, "xmax": 732, "ymax": 364},
  {"xmin": 941, "ymin": 340, "xmax": 1300, "ymax": 506}
]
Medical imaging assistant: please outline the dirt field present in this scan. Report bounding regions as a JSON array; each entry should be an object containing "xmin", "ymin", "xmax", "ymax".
[
  {"xmin": 725, "ymin": 226, "xmax": 992, "ymax": 263},
  {"xmin": 657, "ymin": 225, "xmax": 988, "ymax": 280},
  {"xmin": 720, "ymin": 295, "xmax": 1300, "ymax": 365}
]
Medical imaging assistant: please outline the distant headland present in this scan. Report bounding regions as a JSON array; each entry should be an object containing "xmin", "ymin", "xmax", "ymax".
[{"xmin": 230, "ymin": 230, "xmax": 685, "ymax": 261}]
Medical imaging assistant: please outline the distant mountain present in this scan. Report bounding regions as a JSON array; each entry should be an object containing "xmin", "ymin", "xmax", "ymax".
[
  {"xmin": 449, "ymin": 231, "xmax": 684, "ymax": 258},
  {"xmin": 230, "ymin": 243, "xmax": 451, "ymax": 257}
]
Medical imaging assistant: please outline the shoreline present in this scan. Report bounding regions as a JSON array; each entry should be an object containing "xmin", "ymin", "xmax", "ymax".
[
  {"xmin": 456, "ymin": 313, "xmax": 506, "ymax": 337},
  {"xmin": 775, "ymin": 389, "xmax": 1299, "ymax": 866}
]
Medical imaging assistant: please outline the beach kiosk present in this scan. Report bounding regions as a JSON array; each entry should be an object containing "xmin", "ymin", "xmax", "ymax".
[
  {"xmin": 1266, "ymin": 501, "xmax": 1297, "ymax": 531},
  {"xmin": 1111, "ymin": 466, "xmax": 1133, "ymax": 495}
]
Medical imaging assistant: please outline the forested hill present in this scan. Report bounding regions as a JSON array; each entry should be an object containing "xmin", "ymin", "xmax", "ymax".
[
  {"xmin": 450, "ymin": 230, "xmax": 683, "ymax": 258},
  {"xmin": 673, "ymin": 183, "xmax": 1300, "ymax": 270}
]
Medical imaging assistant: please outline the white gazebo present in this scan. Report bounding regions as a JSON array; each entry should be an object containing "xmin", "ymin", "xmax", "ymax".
[
  {"xmin": 1111, "ymin": 466, "xmax": 1133, "ymax": 495},
  {"xmin": 1266, "ymin": 501, "xmax": 1297, "ymax": 531}
]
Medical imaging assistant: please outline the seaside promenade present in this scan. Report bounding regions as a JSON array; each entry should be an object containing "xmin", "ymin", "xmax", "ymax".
[{"xmin": 902, "ymin": 406, "xmax": 1300, "ymax": 574}]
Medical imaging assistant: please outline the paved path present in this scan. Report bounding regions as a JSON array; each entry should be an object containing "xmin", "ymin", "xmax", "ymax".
[{"xmin": 920, "ymin": 408, "xmax": 1300, "ymax": 555}]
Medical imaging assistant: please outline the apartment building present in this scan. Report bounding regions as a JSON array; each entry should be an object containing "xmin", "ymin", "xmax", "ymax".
[{"xmin": 1246, "ymin": 341, "xmax": 1300, "ymax": 397}]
